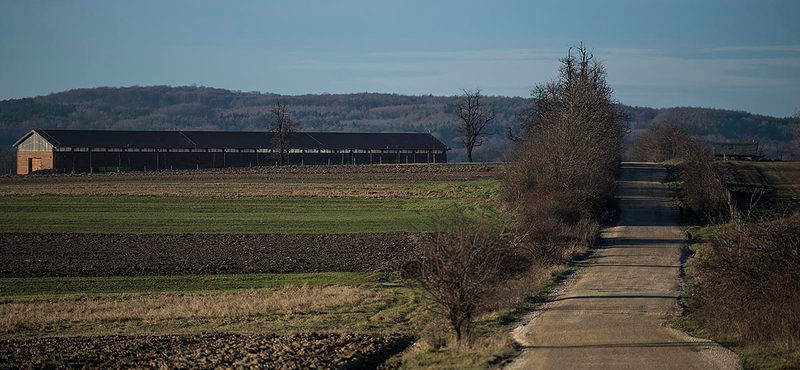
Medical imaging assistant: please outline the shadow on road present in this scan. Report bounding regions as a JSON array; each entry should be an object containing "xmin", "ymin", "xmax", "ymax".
[
  {"xmin": 545, "ymin": 295, "xmax": 680, "ymax": 303},
  {"xmin": 521, "ymin": 341, "xmax": 717, "ymax": 349}
]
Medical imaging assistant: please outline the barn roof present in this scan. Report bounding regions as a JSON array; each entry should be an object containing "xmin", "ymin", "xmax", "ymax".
[{"xmin": 16, "ymin": 129, "xmax": 449, "ymax": 151}]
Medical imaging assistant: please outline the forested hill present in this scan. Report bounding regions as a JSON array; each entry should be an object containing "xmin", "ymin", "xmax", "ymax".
[{"xmin": 0, "ymin": 85, "xmax": 795, "ymax": 161}]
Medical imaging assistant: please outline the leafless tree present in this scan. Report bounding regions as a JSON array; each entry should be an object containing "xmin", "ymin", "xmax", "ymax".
[
  {"xmin": 793, "ymin": 108, "xmax": 800, "ymax": 160},
  {"xmin": 455, "ymin": 88, "xmax": 495, "ymax": 162},
  {"xmin": 0, "ymin": 149, "xmax": 15, "ymax": 175},
  {"xmin": 269, "ymin": 102, "xmax": 295, "ymax": 166},
  {"xmin": 413, "ymin": 209, "xmax": 518, "ymax": 343},
  {"xmin": 629, "ymin": 123, "xmax": 693, "ymax": 162}
]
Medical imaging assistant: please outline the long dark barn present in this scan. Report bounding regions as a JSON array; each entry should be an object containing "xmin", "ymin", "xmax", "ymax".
[{"xmin": 13, "ymin": 129, "xmax": 449, "ymax": 175}]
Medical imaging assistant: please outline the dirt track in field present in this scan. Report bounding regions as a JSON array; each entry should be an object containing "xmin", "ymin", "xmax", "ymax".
[
  {"xmin": 507, "ymin": 163, "xmax": 740, "ymax": 370},
  {"xmin": 0, "ymin": 179, "xmax": 494, "ymax": 198},
  {"xmin": 0, "ymin": 233, "xmax": 419, "ymax": 277},
  {"xmin": 0, "ymin": 332, "xmax": 413, "ymax": 370},
  {"xmin": 0, "ymin": 163, "xmax": 503, "ymax": 183},
  {"xmin": 0, "ymin": 164, "xmax": 502, "ymax": 197}
]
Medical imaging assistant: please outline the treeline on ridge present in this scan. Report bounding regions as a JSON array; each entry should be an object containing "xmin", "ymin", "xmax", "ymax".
[{"xmin": 0, "ymin": 85, "xmax": 795, "ymax": 165}]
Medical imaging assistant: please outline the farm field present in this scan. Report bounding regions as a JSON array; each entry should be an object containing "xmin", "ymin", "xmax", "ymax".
[
  {"xmin": 0, "ymin": 178, "xmax": 500, "ymax": 198},
  {"xmin": 0, "ymin": 164, "xmax": 505, "ymax": 369},
  {"xmin": 720, "ymin": 160, "xmax": 800, "ymax": 199},
  {"xmin": 0, "ymin": 196, "xmax": 457, "ymax": 234},
  {"xmin": 1, "ymin": 333, "xmax": 413, "ymax": 370},
  {"xmin": 0, "ymin": 163, "xmax": 503, "ymax": 183},
  {"xmin": 0, "ymin": 233, "xmax": 417, "ymax": 277}
]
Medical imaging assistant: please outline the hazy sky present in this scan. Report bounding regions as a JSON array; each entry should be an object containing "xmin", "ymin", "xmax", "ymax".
[{"xmin": 1, "ymin": 0, "xmax": 799, "ymax": 117}]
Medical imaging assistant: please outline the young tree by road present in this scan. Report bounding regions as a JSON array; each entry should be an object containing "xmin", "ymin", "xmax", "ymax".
[
  {"xmin": 455, "ymin": 88, "xmax": 495, "ymax": 162},
  {"xmin": 414, "ymin": 208, "xmax": 517, "ymax": 343}
]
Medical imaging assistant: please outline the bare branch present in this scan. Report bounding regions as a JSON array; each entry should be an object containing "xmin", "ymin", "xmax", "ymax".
[{"xmin": 269, "ymin": 102, "xmax": 295, "ymax": 166}]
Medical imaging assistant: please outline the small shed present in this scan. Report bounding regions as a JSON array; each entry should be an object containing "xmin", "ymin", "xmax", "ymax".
[{"xmin": 712, "ymin": 142, "xmax": 761, "ymax": 160}]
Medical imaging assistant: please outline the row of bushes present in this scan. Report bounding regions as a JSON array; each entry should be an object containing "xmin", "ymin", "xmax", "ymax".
[{"xmin": 631, "ymin": 123, "xmax": 800, "ymax": 354}]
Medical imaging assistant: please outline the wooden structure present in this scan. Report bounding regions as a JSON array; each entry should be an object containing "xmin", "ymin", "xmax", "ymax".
[{"xmin": 13, "ymin": 129, "xmax": 449, "ymax": 175}]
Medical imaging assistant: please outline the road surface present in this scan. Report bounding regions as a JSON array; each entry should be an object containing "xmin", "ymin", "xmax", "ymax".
[{"xmin": 507, "ymin": 162, "xmax": 740, "ymax": 370}]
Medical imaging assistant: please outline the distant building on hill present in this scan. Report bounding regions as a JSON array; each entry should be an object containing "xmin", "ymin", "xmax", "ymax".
[
  {"xmin": 712, "ymin": 142, "xmax": 762, "ymax": 160},
  {"xmin": 13, "ymin": 129, "xmax": 449, "ymax": 175}
]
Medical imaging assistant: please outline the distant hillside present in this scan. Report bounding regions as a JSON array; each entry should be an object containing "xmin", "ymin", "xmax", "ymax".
[{"xmin": 0, "ymin": 86, "xmax": 795, "ymax": 162}]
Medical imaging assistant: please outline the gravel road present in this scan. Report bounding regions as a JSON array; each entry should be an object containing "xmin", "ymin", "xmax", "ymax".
[{"xmin": 507, "ymin": 162, "xmax": 740, "ymax": 370}]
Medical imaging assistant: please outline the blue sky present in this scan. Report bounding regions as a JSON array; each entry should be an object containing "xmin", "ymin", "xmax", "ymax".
[{"xmin": 1, "ymin": 0, "xmax": 799, "ymax": 117}]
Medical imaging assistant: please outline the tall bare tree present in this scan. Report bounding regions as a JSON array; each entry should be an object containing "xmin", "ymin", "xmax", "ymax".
[
  {"xmin": 269, "ymin": 102, "xmax": 295, "ymax": 166},
  {"xmin": 793, "ymin": 108, "xmax": 800, "ymax": 160},
  {"xmin": 455, "ymin": 88, "xmax": 495, "ymax": 162}
]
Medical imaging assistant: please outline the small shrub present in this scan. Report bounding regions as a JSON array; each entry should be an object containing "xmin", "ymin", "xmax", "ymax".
[{"xmin": 413, "ymin": 209, "xmax": 519, "ymax": 343}]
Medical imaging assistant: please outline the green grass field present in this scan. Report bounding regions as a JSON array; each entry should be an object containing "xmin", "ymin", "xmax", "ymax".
[{"xmin": 0, "ymin": 195, "xmax": 466, "ymax": 234}]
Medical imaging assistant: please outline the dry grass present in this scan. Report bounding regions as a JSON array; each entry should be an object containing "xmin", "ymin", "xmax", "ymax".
[{"xmin": 0, "ymin": 285, "xmax": 378, "ymax": 333}]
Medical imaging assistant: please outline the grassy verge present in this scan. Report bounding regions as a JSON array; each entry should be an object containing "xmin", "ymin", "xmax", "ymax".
[
  {"xmin": 0, "ymin": 195, "xmax": 465, "ymax": 234},
  {"xmin": 0, "ymin": 272, "xmax": 394, "ymax": 299},
  {"xmin": 1, "ymin": 284, "xmax": 424, "ymax": 339}
]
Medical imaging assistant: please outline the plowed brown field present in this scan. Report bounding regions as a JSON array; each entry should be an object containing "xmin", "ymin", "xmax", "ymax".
[
  {"xmin": 0, "ymin": 332, "xmax": 413, "ymax": 370},
  {"xmin": 0, "ymin": 233, "xmax": 419, "ymax": 277},
  {"xmin": 2, "ymin": 163, "xmax": 503, "ymax": 183}
]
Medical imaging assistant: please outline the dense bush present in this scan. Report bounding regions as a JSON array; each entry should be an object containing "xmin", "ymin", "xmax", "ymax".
[
  {"xmin": 679, "ymin": 138, "xmax": 730, "ymax": 222},
  {"xmin": 504, "ymin": 44, "xmax": 623, "ymax": 288},
  {"xmin": 695, "ymin": 215, "xmax": 800, "ymax": 351},
  {"xmin": 628, "ymin": 123, "xmax": 693, "ymax": 162},
  {"xmin": 506, "ymin": 44, "xmax": 627, "ymax": 216}
]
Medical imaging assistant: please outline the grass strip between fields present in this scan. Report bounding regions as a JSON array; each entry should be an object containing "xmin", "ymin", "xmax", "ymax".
[
  {"xmin": 0, "ymin": 272, "xmax": 398, "ymax": 299},
  {"xmin": 0, "ymin": 195, "xmax": 476, "ymax": 234}
]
